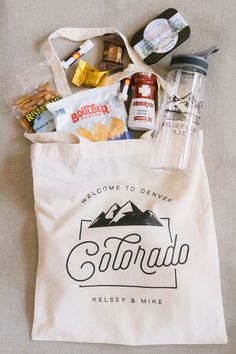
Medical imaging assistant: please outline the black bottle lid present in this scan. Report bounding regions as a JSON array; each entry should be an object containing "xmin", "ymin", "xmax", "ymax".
[{"xmin": 170, "ymin": 45, "xmax": 219, "ymax": 74}]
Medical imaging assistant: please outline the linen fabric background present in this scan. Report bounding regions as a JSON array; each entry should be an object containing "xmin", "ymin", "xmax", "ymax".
[{"xmin": 0, "ymin": 0, "xmax": 235, "ymax": 353}]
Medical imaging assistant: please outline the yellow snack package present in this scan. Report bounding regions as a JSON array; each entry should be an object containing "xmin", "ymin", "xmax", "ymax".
[{"xmin": 72, "ymin": 60, "xmax": 109, "ymax": 88}]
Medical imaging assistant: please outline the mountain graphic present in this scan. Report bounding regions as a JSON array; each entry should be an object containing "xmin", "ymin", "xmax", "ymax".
[
  {"xmin": 165, "ymin": 92, "xmax": 202, "ymax": 115},
  {"xmin": 89, "ymin": 201, "xmax": 163, "ymax": 228}
]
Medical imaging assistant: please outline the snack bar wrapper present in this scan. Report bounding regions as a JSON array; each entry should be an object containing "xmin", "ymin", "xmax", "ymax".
[
  {"xmin": 72, "ymin": 60, "xmax": 109, "ymax": 88},
  {"xmin": 46, "ymin": 83, "xmax": 131, "ymax": 142}
]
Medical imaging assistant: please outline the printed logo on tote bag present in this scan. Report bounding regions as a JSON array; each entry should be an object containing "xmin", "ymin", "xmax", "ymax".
[{"xmin": 66, "ymin": 201, "xmax": 190, "ymax": 289}]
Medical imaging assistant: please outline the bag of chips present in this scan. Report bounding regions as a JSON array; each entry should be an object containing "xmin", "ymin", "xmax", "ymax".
[{"xmin": 47, "ymin": 83, "xmax": 131, "ymax": 142}]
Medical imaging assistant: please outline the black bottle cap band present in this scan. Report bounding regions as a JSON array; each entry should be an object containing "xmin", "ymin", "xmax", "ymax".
[
  {"xmin": 170, "ymin": 45, "xmax": 219, "ymax": 74},
  {"xmin": 170, "ymin": 55, "xmax": 208, "ymax": 73}
]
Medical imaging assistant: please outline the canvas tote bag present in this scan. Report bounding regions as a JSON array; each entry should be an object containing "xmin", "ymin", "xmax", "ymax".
[{"xmin": 29, "ymin": 28, "xmax": 227, "ymax": 345}]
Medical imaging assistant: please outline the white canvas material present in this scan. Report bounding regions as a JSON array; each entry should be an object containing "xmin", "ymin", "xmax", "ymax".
[
  {"xmin": 30, "ymin": 132, "xmax": 227, "ymax": 345},
  {"xmin": 42, "ymin": 27, "xmax": 165, "ymax": 97},
  {"xmin": 29, "ymin": 28, "xmax": 227, "ymax": 345}
]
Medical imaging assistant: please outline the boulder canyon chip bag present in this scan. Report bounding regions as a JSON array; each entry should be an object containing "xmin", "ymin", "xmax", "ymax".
[
  {"xmin": 47, "ymin": 83, "xmax": 131, "ymax": 142},
  {"xmin": 29, "ymin": 27, "xmax": 227, "ymax": 345}
]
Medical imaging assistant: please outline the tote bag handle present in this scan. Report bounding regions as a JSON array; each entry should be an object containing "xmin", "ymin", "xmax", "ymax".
[{"xmin": 42, "ymin": 27, "xmax": 158, "ymax": 97}]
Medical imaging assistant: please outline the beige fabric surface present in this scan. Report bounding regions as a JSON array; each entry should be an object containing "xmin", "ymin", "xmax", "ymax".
[{"xmin": 0, "ymin": 0, "xmax": 235, "ymax": 353}]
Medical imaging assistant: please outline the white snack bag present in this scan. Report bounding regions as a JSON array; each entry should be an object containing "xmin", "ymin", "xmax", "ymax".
[{"xmin": 47, "ymin": 83, "xmax": 131, "ymax": 142}]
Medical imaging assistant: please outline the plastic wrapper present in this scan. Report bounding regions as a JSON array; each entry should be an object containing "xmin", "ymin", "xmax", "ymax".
[
  {"xmin": 5, "ymin": 62, "xmax": 62, "ymax": 133},
  {"xmin": 72, "ymin": 60, "xmax": 109, "ymax": 88},
  {"xmin": 98, "ymin": 33, "xmax": 125, "ymax": 72},
  {"xmin": 47, "ymin": 83, "xmax": 131, "ymax": 142}
]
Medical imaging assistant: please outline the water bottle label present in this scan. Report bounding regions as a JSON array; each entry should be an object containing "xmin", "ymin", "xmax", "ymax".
[{"xmin": 163, "ymin": 90, "xmax": 202, "ymax": 135}]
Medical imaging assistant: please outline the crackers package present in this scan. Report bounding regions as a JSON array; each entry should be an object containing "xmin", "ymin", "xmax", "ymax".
[{"xmin": 46, "ymin": 83, "xmax": 131, "ymax": 142}]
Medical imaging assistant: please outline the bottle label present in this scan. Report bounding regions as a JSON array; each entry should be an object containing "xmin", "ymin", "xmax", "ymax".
[
  {"xmin": 128, "ymin": 98, "xmax": 155, "ymax": 129},
  {"xmin": 134, "ymin": 12, "xmax": 188, "ymax": 59},
  {"xmin": 163, "ymin": 90, "xmax": 202, "ymax": 135}
]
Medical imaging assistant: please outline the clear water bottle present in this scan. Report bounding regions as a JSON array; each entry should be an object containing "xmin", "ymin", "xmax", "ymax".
[{"xmin": 155, "ymin": 45, "xmax": 219, "ymax": 171}]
